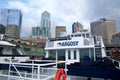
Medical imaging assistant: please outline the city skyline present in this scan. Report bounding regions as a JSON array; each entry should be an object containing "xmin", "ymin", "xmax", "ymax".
[{"xmin": 0, "ymin": 0, "xmax": 120, "ymax": 38}]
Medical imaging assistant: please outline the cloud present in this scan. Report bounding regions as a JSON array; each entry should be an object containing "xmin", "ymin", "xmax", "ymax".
[
  {"xmin": 84, "ymin": 0, "xmax": 120, "ymax": 31},
  {"xmin": 7, "ymin": 1, "xmax": 30, "ymax": 13},
  {"xmin": 21, "ymin": 18, "xmax": 37, "ymax": 38}
]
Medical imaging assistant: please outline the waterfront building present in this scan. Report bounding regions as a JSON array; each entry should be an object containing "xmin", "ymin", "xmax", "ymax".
[
  {"xmin": 72, "ymin": 22, "xmax": 83, "ymax": 33},
  {"xmin": 5, "ymin": 24, "xmax": 20, "ymax": 38},
  {"xmin": 56, "ymin": 26, "xmax": 66, "ymax": 37},
  {"xmin": 40, "ymin": 11, "xmax": 51, "ymax": 38},
  {"xmin": 0, "ymin": 9, "xmax": 22, "ymax": 38},
  {"xmin": 90, "ymin": 18, "xmax": 117, "ymax": 45}
]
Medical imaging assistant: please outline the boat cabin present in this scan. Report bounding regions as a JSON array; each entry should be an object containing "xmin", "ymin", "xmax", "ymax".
[{"xmin": 45, "ymin": 31, "xmax": 106, "ymax": 64}]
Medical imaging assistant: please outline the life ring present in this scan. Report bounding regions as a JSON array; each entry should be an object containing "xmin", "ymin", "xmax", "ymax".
[{"xmin": 55, "ymin": 68, "xmax": 66, "ymax": 80}]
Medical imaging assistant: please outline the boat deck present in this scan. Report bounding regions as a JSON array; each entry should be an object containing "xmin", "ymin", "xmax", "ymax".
[
  {"xmin": 0, "ymin": 75, "xmax": 109, "ymax": 80},
  {"xmin": 0, "ymin": 58, "xmax": 120, "ymax": 80},
  {"xmin": 0, "ymin": 60, "xmax": 65, "ymax": 80},
  {"xmin": 0, "ymin": 68, "xmax": 56, "ymax": 80}
]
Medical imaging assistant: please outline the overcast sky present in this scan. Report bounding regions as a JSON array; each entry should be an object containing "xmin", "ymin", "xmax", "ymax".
[{"xmin": 0, "ymin": 0, "xmax": 120, "ymax": 38}]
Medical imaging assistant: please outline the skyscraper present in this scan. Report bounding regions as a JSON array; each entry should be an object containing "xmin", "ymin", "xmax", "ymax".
[
  {"xmin": 72, "ymin": 22, "xmax": 83, "ymax": 33},
  {"xmin": 0, "ymin": 9, "xmax": 22, "ymax": 27},
  {"xmin": 90, "ymin": 18, "xmax": 117, "ymax": 44},
  {"xmin": 32, "ymin": 26, "xmax": 42, "ymax": 38},
  {"xmin": 40, "ymin": 11, "xmax": 51, "ymax": 38},
  {"xmin": 56, "ymin": 26, "xmax": 66, "ymax": 37},
  {"xmin": 5, "ymin": 24, "xmax": 20, "ymax": 38},
  {"xmin": 0, "ymin": 9, "xmax": 22, "ymax": 38}
]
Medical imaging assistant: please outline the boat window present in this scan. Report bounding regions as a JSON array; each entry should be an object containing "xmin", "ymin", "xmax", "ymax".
[
  {"xmin": 57, "ymin": 50, "xmax": 65, "ymax": 60},
  {"xmin": 82, "ymin": 34, "xmax": 85, "ymax": 38},
  {"xmin": 0, "ymin": 47, "xmax": 3, "ymax": 55},
  {"xmin": 49, "ymin": 50, "xmax": 56, "ymax": 60},
  {"xmin": 86, "ymin": 33, "xmax": 89, "ymax": 38},
  {"xmin": 71, "ymin": 35, "xmax": 74, "ymax": 37},
  {"xmin": 68, "ymin": 50, "xmax": 71, "ymax": 59},
  {"xmin": 48, "ymin": 36, "xmax": 71, "ymax": 41},
  {"xmin": 12, "ymin": 48, "xmax": 20, "ymax": 55},
  {"xmin": 74, "ymin": 50, "xmax": 76, "ymax": 59},
  {"xmin": 67, "ymin": 35, "xmax": 70, "ymax": 37},
  {"xmin": 75, "ymin": 34, "xmax": 81, "ymax": 37}
]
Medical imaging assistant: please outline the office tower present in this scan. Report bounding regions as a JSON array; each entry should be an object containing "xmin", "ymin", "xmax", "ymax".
[
  {"xmin": 90, "ymin": 18, "xmax": 117, "ymax": 45},
  {"xmin": 0, "ymin": 9, "xmax": 22, "ymax": 27},
  {"xmin": 0, "ymin": 9, "xmax": 22, "ymax": 38},
  {"xmin": 40, "ymin": 11, "xmax": 51, "ymax": 38},
  {"xmin": 72, "ymin": 22, "xmax": 83, "ymax": 33},
  {"xmin": 0, "ymin": 24, "xmax": 5, "ymax": 34},
  {"xmin": 32, "ymin": 26, "xmax": 42, "ymax": 38},
  {"xmin": 5, "ymin": 24, "xmax": 20, "ymax": 38},
  {"xmin": 56, "ymin": 26, "xmax": 66, "ymax": 37},
  {"xmin": 111, "ymin": 33, "xmax": 120, "ymax": 45}
]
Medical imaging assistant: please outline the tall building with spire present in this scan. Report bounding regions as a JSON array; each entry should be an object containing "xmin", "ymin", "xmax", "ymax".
[{"xmin": 40, "ymin": 11, "xmax": 51, "ymax": 38}]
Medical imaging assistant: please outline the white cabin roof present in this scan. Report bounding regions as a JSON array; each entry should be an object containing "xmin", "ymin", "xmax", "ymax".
[{"xmin": 0, "ymin": 41, "xmax": 16, "ymax": 46}]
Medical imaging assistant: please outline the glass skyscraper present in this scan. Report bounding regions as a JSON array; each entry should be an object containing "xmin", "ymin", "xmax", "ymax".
[
  {"xmin": 0, "ymin": 9, "xmax": 22, "ymax": 38},
  {"xmin": 40, "ymin": 11, "xmax": 51, "ymax": 38},
  {"xmin": 0, "ymin": 9, "xmax": 22, "ymax": 27}
]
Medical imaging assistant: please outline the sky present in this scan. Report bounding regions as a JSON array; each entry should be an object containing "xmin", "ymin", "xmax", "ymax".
[{"xmin": 0, "ymin": 0, "xmax": 120, "ymax": 38}]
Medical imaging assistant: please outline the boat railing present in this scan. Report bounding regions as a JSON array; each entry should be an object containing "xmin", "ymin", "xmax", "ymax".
[
  {"xmin": 111, "ymin": 58, "xmax": 120, "ymax": 69},
  {"xmin": 0, "ymin": 59, "xmax": 67, "ymax": 80}
]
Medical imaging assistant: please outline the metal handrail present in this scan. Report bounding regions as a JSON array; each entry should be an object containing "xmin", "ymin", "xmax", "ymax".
[
  {"xmin": 111, "ymin": 58, "xmax": 120, "ymax": 69},
  {"xmin": 0, "ymin": 60, "xmax": 67, "ymax": 80}
]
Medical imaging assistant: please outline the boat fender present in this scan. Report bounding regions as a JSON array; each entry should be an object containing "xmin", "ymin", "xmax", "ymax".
[{"xmin": 55, "ymin": 68, "xmax": 66, "ymax": 80}]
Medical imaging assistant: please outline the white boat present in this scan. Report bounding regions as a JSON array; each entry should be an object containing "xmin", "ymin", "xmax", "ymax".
[
  {"xmin": 0, "ymin": 35, "xmax": 64, "ymax": 80},
  {"xmin": 45, "ymin": 30, "xmax": 106, "ymax": 64},
  {"xmin": 0, "ymin": 35, "xmax": 29, "ymax": 62},
  {"xmin": 45, "ymin": 30, "xmax": 120, "ymax": 80}
]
